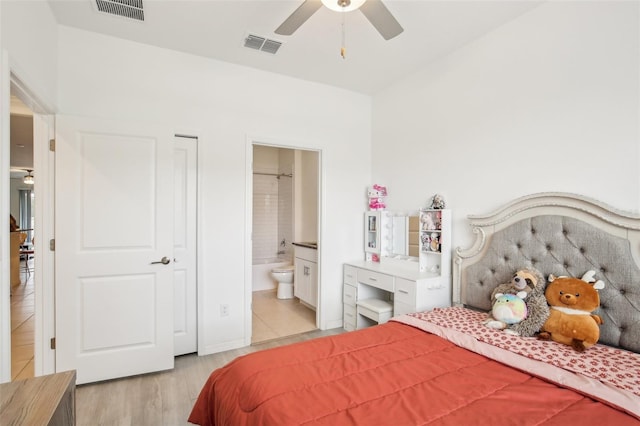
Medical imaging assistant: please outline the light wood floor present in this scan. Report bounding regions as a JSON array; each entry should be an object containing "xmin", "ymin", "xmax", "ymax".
[
  {"xmin": 11, "ymin": 258, "xmax": 34, "ymax": 381},
  {"xmin": 10, "ymin": 276, "xmax": 314, "ymax": 378},
  {"xmin": 11, "ymin": 269, "xmax": 326, "ymax": 424},
  {"xmin": 76, "ymin": 327, "xmax": 345, "ymax": 425}
]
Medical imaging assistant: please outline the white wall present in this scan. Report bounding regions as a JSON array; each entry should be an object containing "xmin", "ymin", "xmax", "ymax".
[
  {"xmin": 297, "ymin": 150, "xmax": 319, "ymax": 243},
  {"xmin": 372, "ymin": 1, "xmax": 640, "ymax": 251},
  {"xmin": 1, "ymin": 0, "xmax": 59, "ymax": 382},
  {"xmin": 0, "ymin": 1, "xmax": 7, "ymax": 384},
  {"xmin": 56, "ymin": 26, "xmax": 371, "ymax": 352},
  {"xmin": 0, "ymin": 1, "xmax": 58, "ymax": 109}
]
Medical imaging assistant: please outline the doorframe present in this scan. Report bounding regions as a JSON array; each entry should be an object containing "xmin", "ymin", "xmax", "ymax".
[
  {"xmin": 174, "ymin": 133, "xmax": 200, "ymax": 355},
  {"xmin": 0, "ymin": 56, "xmax": 56, "ymax": 382},
  {"xmin": 175, "ymin": 130, "xmax": 205, "ymax": 357},
  {"xmin": 1, "ymin": 49, "xmax": 10, "ymax": 383},
  {"xmin": 244, "ymin": 135, "xmax": 324, "ymax": 346}
]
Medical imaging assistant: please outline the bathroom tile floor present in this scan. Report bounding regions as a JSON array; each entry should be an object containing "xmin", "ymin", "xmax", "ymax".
[
  {"xmin": 252, "ymin": 289, "xmax": 317, "ymax": 344},
  {"xmin": 11, "ymin": 258, "xmax": 35, "ymax": 381}
]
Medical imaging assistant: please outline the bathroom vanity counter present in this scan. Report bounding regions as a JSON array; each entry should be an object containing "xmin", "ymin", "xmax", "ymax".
[{"xmin": 292, "ymin": 241, "xmax": 317, "ymax": 250}]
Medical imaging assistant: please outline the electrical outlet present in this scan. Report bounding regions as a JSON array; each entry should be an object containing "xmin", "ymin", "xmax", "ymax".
[{"xmin": 220, "ymin": 304, "xmax": 229, "ymax": 317}]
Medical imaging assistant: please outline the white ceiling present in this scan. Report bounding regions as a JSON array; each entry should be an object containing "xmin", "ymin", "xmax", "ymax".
[{"xmin": 47, "ymin": 0, "xmax": 543, "ymax": 95}]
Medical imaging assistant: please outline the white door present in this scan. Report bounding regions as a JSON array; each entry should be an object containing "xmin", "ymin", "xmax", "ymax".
[
  {"xmin": 55, "ymin": 115, "xmax": 175, "ymax": 384},
  {"xmin": 173, "ymin": 136, "xmax": 197, "ymax": 356}
]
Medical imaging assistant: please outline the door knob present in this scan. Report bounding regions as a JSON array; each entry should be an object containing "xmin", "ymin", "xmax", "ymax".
[{"xmin": 150, "ymin": 256, "xmax": 171, "ymax": 265}]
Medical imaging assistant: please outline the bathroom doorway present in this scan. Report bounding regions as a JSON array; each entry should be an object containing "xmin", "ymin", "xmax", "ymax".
[{"xmin": 250, "ymin": 144, "xmax": 320, "ymax": 344}]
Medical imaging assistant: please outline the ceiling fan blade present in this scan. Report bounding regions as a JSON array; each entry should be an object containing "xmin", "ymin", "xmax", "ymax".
[
  {"xmin": 359, "ymin": 0, "xmax": 404, "ymax": 40},
  {"xmin": 275, "ymin": 0, "xmax": 323, "ymax": 36}
]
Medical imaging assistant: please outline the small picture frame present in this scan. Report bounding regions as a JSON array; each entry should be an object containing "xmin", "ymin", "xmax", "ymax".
[
  {"xmin": 421, "ymin": 233, "xmax": 431, "ymax": 251},
  {"xmin": 430, "ymin": 233, "xmax": 440, "ymax": 252}
]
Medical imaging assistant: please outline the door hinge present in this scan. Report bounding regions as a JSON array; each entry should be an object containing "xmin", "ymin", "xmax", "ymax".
[
  {"xmin": 50, "ymin": 337, "xmax": 56, "ymax": 350},
  {"xmin": 49, "ymin": 139, "xmax": 55, "ymax": 151},
  {"xmin": 49, "ymin": 239, "xmax": 55, "ymax": 251}
]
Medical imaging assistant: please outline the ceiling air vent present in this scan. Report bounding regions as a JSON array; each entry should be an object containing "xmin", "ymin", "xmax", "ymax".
[
  {"xmin": 244, "ymin": 34, "xmax": 282, "ymax": 55},
  {"xmin": 261, "ymin": 39, "xmax": 282, "ymax": 55},
  {"xmin": 95, "ymin": 0, "xmax": 144, "ymax": 21}
]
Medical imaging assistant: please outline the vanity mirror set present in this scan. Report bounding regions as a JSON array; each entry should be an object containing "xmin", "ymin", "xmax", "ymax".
[
  {"xmin": 343, "ymin": 194, "xmax": 452, "ymax": 331},
  {"xmin": 363, "ymin": 193, "xmax": 450, "ymax": 273}
]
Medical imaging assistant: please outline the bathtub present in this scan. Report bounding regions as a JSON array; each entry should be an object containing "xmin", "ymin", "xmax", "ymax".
[{"xmin": 252, "ymin": 257, "xmax": 292, "ymax": 292}]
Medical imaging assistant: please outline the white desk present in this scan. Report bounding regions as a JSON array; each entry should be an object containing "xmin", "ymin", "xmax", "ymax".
[{"xmin": 343, "ymin": 260, "xmax": 451, "ymax": 331}]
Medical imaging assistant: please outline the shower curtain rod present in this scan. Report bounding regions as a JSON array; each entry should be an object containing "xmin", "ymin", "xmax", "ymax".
[{"xmin": 253, "ymin": 172, "xmax": 293, "ymax": 178}]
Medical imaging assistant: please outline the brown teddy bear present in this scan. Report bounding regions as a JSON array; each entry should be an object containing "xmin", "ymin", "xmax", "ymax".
[
  {"xmin": 538, "ymin": 271, "xmax": 604, "ymax": 352},
  {"xmin": 485, "ymin": 268, "xmax": 549, "ymax": 337}
]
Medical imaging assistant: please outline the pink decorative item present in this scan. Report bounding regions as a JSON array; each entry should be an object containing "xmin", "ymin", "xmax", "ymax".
[
  {"xmin": 372, "ymin": 184, "xmax": 387, "ymax": 196},
  {"xmin": 369, "ymin": 197, "xmax": 386, "ymax": 210},
  {"xmin": 368, "ymin": 184, "xmax": 388, "ymax": 210}
]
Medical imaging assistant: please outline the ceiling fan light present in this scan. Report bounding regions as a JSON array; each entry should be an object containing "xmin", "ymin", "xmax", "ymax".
[
  {"xmin": 321, "ymin": 0, "xmax": 366, "ymax": 13},
  {"xmin": 24, "ymin": 171, "xmax": 34, "ymax": 185}
]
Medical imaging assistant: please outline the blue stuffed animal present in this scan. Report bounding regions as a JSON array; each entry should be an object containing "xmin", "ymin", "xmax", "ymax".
[{"xmin": 485, "ymin": 292, "xmax": 528, "ymax": 331}]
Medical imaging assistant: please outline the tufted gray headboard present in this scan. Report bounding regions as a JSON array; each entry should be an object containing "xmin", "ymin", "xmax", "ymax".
[{"xmin": 453, "ymin": 192, "xmax": 640, "ymax": 354}]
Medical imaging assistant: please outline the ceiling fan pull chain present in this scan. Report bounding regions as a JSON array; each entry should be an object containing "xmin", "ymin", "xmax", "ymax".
[{"xmin": 340, "ymin": 13, "xmax": 346, "ymax": 58}]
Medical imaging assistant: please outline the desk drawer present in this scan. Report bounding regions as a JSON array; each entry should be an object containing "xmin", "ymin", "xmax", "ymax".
[
  {"xmin": 343, "ymin": 284, "xmax": 357, "ymax": 307},
  {"xmin": 357, "ymin": 269, "xmax": 394, "ymax": 292},
  {"xmin": 343, "ymin": 265, "xmax": 357, "ymax": 285},
  {"xmin": 394, "ymin": 277, "xmax": 416, "ymax": 306},
  {"xmin": 343, "ymin": 304, "xmax": 357, "ymax": 330}
]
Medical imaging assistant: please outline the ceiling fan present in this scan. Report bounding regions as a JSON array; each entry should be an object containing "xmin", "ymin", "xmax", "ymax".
[
  {"xmin": 275, "ymin": 0, "xmax": 403, "ymax": 41},
  {"xmin": 23, "ymin": 169, "xmax": 34, "ymax": 185}
]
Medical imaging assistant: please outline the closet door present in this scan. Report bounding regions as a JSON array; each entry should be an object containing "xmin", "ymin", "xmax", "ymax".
[
  {"xmin": 173, "ymin": 136, "xmax": 197, "ymax": 356},
  {"xmin": 55, "ymin": 115, "xmax": 174, "ymax": 384}
]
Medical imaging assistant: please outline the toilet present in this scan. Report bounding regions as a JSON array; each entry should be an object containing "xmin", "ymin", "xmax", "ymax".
[{"xmin": 271, "ymin": 265, "xmax": 295, "ymax": 299}]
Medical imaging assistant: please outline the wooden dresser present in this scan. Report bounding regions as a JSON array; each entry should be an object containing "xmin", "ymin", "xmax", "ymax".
[{"xmin": 0, "ymin": 370, "xmax": 76, "ymax": 425}]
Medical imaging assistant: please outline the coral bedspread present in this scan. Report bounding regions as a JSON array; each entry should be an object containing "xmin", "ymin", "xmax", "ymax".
[{"xmin": 189, "ymin": 309, "xmax": 640, "ymax": 426}]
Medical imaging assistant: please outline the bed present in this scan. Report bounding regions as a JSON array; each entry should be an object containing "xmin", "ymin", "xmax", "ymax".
[{"xmin": 189, "ymin": 193, "xmax": 640, "ymax": 425}]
